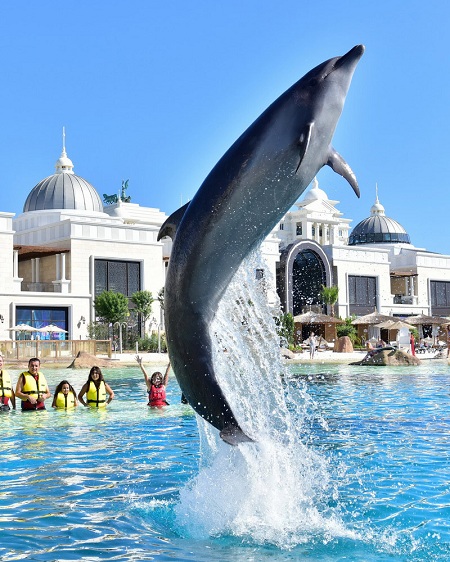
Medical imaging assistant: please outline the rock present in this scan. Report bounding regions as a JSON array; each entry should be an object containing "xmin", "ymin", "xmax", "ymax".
[
  {"xmin": 280, "ymin": 347, "xmax": 296, "ymax": 359},
  {"xmin": 350, "ymin": 347, "xmax": 421, "ymax": 366},
  {"xmin": 334, "ymin": 336, "xmax": 354, "ymax": 353},
  {"xmin": 67, "ymin": 351, "xmax": 116, "ymax": 369}
]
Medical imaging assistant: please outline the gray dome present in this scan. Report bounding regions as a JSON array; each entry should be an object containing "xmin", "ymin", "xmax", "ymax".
[
  {"xmin": 349, "ymin": 191, "xmax": 411, "ymax": 246},
  {"xmin": 23, "ymin": 172, "xmax": 103, "ymax": 213},
  {"xmin": 349, "ymin": 215, "xmax": 410, "ymax": 245}
]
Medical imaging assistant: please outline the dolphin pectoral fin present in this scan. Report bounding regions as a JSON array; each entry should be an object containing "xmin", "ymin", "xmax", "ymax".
[
  {"xmin": 295, "ymin": 122, "xmax": 314, "ymax": 173},
  {"xmin": 157, "ymin": 201, "xmax": 191, "ymax": 241},
  {"xmin": 327, "ymin": 147, "xmax": 360, "ymax": 198},
  {"xmin": 220, "ymin": 425, "xmax": 254, "ymax": 446}
]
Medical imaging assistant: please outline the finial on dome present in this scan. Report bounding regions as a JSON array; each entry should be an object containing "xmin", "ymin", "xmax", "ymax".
[
  {"xmin": 371, "ymin": 183, "xmax": 385, "ymax": 216},
  {"xmin": 55, "ymin": 127, "xmax": 74, "ymax": 174}
]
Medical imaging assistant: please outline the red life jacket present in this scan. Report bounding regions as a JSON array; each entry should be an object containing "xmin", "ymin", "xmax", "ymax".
[{"xmin": 148, "ymin": 385, "xmax": 167, "ymax": 407}]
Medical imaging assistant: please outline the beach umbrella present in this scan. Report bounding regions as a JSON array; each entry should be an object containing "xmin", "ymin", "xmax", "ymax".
[
  {"xmin": 293, "ymin": 311, "xmax": 343, "ymax": 324},
  {"xmin": 37, "ymin": 325, "xmax": 68, "ymax": 339},
  {"xmin": 375, "ymin": 320, "xmax": 414, "ymax": 330},
  {"xmin": 38, "ymin": 324, "xmax": 68, "ymax": 333},
  {"xmin": 407, "ymin": 314, "xmax": 446, "ymax": 342},
  {"xmin": 351, "ymin": 311, "xmax": 397, "ymax": 325},
  {"xmin": 7, "ymin": 323, "xmax": 39, "ymax": 332},
  {"xmin": 407, "ymin": 314, "xmax": 446, "ymax": 325},
  {"xmin": 352, "ymin": 311, "xmax": 398, "ymax": 340},
  {"xmin": 7, "ymin": 323, "xmax": 39, "ymax": 340}
]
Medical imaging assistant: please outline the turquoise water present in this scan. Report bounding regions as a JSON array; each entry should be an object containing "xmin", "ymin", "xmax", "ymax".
[{"xmin": 1, "ymin": 362, "xmax": 450, "ymax": 561}]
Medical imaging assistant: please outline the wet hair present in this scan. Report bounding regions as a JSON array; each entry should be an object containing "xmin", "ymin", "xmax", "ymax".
[
  {"xmin": 150, "ymin": 371, "xmax": 163, "ymax": 386},
  {"xmin": 53, "ymin": 380, "xmax": 77, "ymax": 398},
  {"xmin": 28, "ymin": 357, "xmax": 40, "ymax": 366},
  {"xmin": 87, "ymin": 366, "xmax": 105, "ymax": 387}
]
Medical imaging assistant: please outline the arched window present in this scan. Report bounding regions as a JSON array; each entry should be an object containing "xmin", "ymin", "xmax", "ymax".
[{"xmin": 292, "ymin": 250, "xmax": 326, "ymax": 316}]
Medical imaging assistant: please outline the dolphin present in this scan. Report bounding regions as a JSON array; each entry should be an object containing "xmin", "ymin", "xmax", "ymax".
[{"xmin": 158, "ymin": 45, "xmax": 365, "ymax": 445}]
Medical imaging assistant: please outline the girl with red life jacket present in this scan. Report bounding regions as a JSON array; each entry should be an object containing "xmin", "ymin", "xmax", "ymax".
[{"xmin": 135, "ymin": 355, "xmax": 170, "ymax": 407}]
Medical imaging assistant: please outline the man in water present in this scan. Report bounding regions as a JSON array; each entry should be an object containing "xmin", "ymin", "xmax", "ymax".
[{"xmin": 15, "ymin": 357, "xmax": 51, "ymax": 411}]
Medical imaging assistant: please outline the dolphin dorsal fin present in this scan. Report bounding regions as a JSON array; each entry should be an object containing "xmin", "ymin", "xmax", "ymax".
[
  {"xmin": 327, "ymin": 147, "xmax": 360, "ymax": 197},
  {"xmin": 157, "ymin": 201, "xmax": 191, "ymax": 241}
]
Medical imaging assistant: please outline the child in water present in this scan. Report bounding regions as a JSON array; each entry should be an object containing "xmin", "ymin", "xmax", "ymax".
[
  {"xmin": 78, "ymin": 366, "xmax": 115, "ymax": 408},
  {"xmin": 52, "ymin": 380, "xmax": 78, "ymax": 409},
  {"xmin": 135, "ymin": 355, "xmax": 170, "ymax": 407}
]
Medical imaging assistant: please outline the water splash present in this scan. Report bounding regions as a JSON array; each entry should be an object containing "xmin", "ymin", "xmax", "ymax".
[{"xmin": 174, "ymin": 250, "xmax": 359, "ymax": 548}]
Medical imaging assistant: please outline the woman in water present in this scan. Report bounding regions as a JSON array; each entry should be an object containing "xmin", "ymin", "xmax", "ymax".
[
  {"xmin": 78, "ymin": 366, "xmax": 114, "ymax": 408},
  {"xmin": 135, "ymin": 355, "xmax": 170, "ymax": 407},
  {"xmin": 52, "ymin": 380, "xmax": 78, "ymax": 409}
]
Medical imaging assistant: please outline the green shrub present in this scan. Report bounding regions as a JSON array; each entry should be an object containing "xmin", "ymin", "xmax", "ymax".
[{"xmin": 137, "ymin": 333, "xmax": 167, "ymax": 353}]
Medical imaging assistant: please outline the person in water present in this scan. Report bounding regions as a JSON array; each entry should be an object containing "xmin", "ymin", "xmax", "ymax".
[
  {"xmin": 0, "ymin": 353, "xmax": 15, "ymax": 410},
  {"xmin": 78, "ymin": 366, "xmax": 114, "ymax": 408},
  {"xmin": 52, "ymin": 380, "xmax": 78, "ymax": 409},
  {"xmin": 15, "ymin": 357, "xmax": 51, "ymax": 411},
  {"xmin": 135, "ymin": 355, "xmax": 170, "ymax": 407}
]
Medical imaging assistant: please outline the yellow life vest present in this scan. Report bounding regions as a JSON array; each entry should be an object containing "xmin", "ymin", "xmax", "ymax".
[
  {"xmin": 87, "ymin": 380, "xmax": 106, "ymax": 408},
  {"xmin": 54, "ymin": 391, "xmax": 76, "ymax": 409},
  {"xmin": 20, "ymin": 371, "xmax": 48, "ymax": 400},
  {"xmin": 0, "ymin": 370, "xmax": 12, "ymax": 398}
]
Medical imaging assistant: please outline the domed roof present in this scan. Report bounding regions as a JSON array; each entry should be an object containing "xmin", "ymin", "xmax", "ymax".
[
  {"xmin": 303, "ymin": 177, "xmax": 328, "ymax": 202},
  {"xmin": 23, "ymin": 135, "xmax": 103, "ymax": 213},
  {"xmin": 349, "ymin": 191, "xmax": 410, "ymax": 246}
]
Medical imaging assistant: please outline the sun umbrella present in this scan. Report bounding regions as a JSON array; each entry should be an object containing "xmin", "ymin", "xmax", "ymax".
[
  {"xmin": 351, "ymin": 311, "xmax": 397, "ymax": 325},
  {"xmin": 375, "ymin": 320, "xmax": 414, "ymax": 330},
  {"xmin": 293, "ymin": 311, "xmax": 343, "ymax": 324},
  {"xmin": 8, "ymin": 323, "xmax": 39, "ymax": 332},
  {"xmin": 37, "ymin": 324, "xmax": 68, "ymax": 333},
  {"xmin": 407, "ymin": 314, "xmax": 446, "ymax": 325}
]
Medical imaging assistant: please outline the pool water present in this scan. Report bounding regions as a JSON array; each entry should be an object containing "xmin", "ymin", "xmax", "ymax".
[{"xmin": 1, "ymin": 363, "xmax": 450, "ymax": 561}]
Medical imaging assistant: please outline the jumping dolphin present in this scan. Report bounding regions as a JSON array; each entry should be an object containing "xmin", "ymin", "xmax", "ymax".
[{"xmin": 158, "ymin": 45, "xmax": 365, "ymax": 445}]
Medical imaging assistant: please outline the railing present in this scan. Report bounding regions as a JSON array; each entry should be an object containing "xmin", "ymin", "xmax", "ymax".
[
  {"xmin": 393, "ymin": 295, "xmax": 417, "ymax": 305},
  {"xmin": 0, "ymin": 340, "xmax": 112, "ymax": 361}
]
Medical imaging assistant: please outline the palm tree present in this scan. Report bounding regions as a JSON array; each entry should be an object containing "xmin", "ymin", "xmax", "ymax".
[{"xmin": 321, "ymin": 285, "xmax": 339, "ymax": 317}]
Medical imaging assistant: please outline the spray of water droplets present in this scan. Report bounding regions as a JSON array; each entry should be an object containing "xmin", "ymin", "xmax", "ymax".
[{"xmin": 175, "ymin": 250, "xmax": 359, "ymax": 548}]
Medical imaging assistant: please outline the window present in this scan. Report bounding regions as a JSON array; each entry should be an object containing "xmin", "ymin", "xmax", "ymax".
[
  {"xmin": 94, "ymin": 259, "xmax": 141, "ymax": 297},
  {"xmin": 279, "ymin": 223, "xmax": 284, "ymax": 231},
  {"xmin": 348, "ymin": 275, "xmax": 377, "ymax": 315},
  {"xmin": 296, "ymin": 223, "xmax": 302, "ymax": 236},
  {"xmin": 431, "ymin": 281, "xmax": 450, "ymax": 309},
  {"xmin": 16, "ymin": 306, "xmax": 68, "ymax": 340}
]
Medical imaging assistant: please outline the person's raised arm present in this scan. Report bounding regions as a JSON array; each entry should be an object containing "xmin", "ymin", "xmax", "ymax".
[{"xmin": 135, "ymin": 355, "xmax": 150, "ymax": 389}]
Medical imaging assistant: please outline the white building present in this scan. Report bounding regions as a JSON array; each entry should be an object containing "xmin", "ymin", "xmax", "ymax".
[
  {"xmin": 0, "ymin": 143, "xmax": 170, "ymax": 343},
  {"xmin": 275, "ymin": 179, "xmax": 450, "ymax": 325},
  {"xmin": 2, "ymin": 140, "xmax": 450, "ymax": 348}
]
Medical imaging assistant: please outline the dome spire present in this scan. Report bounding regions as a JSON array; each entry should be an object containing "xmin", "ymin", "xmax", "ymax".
[
  {"xmin": 371, "ymin": 182, "xmax": 385, "ymax": 216},
  {"xmin": 55, "ymin": 127, "xmax": 74, "ymax": 174}
]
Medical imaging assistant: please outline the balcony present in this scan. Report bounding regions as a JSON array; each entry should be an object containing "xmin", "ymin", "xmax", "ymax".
[{"xmin": 393, "ymin": 294, "xmax": 417, "ymax": 305}]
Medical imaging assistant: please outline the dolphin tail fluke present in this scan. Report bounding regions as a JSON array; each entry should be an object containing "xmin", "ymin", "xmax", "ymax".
[
  {"xmin": 327, "ymin": 147, "xmax": 360, "ymax": 198},
  {"xmin": 220, "ymin": 425, "xmax": 254, "ymax": 446}
]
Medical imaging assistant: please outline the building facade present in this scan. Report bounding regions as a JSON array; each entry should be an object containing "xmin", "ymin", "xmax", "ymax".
[
  {"xmin": 0, "ymin": 145, "xmax": 170, "ymax": 343},
  {"xmin": 275, "ymin": 179, "xmax": 450, "ymax": 322}
]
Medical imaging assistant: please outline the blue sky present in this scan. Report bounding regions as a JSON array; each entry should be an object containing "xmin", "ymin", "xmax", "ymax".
[{"xmin": 0, "ymin": 1, "xmax": 448, "ymax": 252}]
